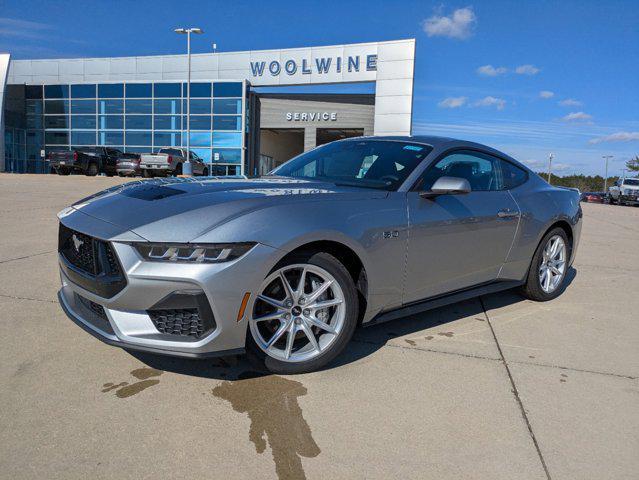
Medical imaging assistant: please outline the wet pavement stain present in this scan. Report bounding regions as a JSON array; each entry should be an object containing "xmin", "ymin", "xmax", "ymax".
[
  {"xmin": 560, "ymin": 373, "xmax": 568, "ymax": 383},
  {"xmin": 212, "ymin": 371, "xmax": 320, "ymax": 480},
  {"xmin": 438, "ymin": 332, "xmax": 454, "ymax": 337},
  {"xmin": 102, "ymin": 368, "xmax": 164, "ymax": 398},
  {"xmin": 425, "ymin": 336, "xmax": 434, "ymax": 340},
  {"xmin": 405, "ymin": 339, "xmax": 416, "ymax": 346}
]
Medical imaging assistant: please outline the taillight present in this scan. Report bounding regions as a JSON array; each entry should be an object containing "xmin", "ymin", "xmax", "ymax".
[
  {"xmin": 73, "ymin": 151, "xmax": 78, "ymax": 161},
  {"xmin": 167, "ymin": 155, "xmax": 173, "ymax": 164}
]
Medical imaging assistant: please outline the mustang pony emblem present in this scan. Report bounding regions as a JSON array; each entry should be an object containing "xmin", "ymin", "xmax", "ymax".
[{"xmin": 71, "ymin": 234, "xmax": 84, "ymax": 252}]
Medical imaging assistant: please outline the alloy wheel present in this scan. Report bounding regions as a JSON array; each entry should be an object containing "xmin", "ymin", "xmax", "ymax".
[
  {"xmin": 539, "ymin": 235, "xmax": 567, "ymax": 293},
  {"xmin": 249, "ymin": 264, "xmax": 346, "ymax": 363}
]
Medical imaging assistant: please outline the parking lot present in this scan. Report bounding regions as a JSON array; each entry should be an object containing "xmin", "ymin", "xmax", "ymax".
[{"xmin": 0, "ymin": 173, "xmax": 637, "ymax": 480}]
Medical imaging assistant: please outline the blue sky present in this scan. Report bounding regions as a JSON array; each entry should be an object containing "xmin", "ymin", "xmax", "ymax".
[{"xmin": 1, "ymin": 0, "xmax": 637, "ymax": 175}]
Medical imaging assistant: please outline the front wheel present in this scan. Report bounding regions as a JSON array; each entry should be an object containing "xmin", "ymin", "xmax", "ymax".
[
  {"xmin": 246, "ymin": 252, "xmax": 359, "ymax": 374},
  {"xmin": 520, "ymin": 227, "xmax": 570, "ymax": 301}
]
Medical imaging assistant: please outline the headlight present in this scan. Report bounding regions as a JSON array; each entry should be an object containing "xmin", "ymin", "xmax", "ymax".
[{"xmin": 134, "ymin": 242, "xmax": 256, "ymax": 263}]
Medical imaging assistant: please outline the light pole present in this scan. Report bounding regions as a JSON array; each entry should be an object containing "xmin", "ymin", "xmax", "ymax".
[
  {"xmin": 174, "ymin": 27, "xmax": 203, "ymax": 176},
  {"xmin": 602, "ymin": 155, "xmax": 613, "ymax": 192},
  {"xmin": 547, "ymin": 152, "xmax": 554, "ymax": 184}
]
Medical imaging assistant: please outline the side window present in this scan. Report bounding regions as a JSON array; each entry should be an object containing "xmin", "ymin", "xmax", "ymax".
[
  {"xmin": 421, "ymin": 150, "xmax": 503, "ymax": 192},
  {"xmin": 500, "ymin": 159, "xmax": 528, "ymax": 189}
]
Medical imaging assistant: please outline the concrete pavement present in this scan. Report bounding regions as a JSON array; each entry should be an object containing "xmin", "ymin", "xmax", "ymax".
[{"xmin": 0, "ymin": 174, "xmax": 637, "ymax": 480}]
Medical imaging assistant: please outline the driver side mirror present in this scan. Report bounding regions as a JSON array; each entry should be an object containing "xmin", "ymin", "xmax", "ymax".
[{"xmin": 419, "ymin": 176, "xmax": 472, "ymax": 198}]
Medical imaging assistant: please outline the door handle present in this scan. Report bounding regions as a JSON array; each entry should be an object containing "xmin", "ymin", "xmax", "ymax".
[{"xmin": 497, "ymin": 209, "xmax": 520, "ymax": 218}]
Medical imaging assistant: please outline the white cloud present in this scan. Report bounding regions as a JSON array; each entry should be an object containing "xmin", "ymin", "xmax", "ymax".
[
  {"xmin": 588, "ymin": 131, "xmax": 639, "ymax": 144},
  {"xmin": 562, "ymin": 111, "xmax": 593, "ymax": 122},
  {"xmin": 472, "ymin": 96, "xmax": 506, "ymax": 110},
  {"xmin": 438, "ymin": 96, "xmax": 468, "ymax": 108},
  {"xmin": 559, "ymin": 98, "xmax": 583, "ymax": 107},
  {"xmin": 477, "ymin": 65, "xmax": 508, "ymax": 76},
  {"xmin": 523, "ymin": 159, "xmax": 571, "ymax": 172},
  {"xmin": 0, "ymin": 17, "xmax": 51, "ymax": 39},
  {"xmin": 422, "ymin": 7, "xmax": 476, "ymax": 40},
  {"xmin": 539, "ymin": 90, "xmax": 554, "ymax": 99},
  {"xmin": 515, "ymin": 64, "xmax": 540, "ymax": 75}
]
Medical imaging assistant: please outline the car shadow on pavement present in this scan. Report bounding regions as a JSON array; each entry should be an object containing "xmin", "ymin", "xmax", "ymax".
[{"xmin": 128, "ymin": 268, "xmax": 576, "ymax": 377}]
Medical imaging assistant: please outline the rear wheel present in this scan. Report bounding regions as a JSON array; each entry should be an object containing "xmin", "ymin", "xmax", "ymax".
[
  {"xmin": 142, "ymin": 170, "xmax": 152, "ymax": 178},
  {"xmin": 520, "ymin": 227, "xmax": 570, "ymax": 301},
  {"xmin": 202, "ymin": 168, "xmax": 209, "ymax": 177},
  {"xmin": 246, "ymin": 252, "xmax": 359, "ymax": 374},
  {"xmin": 85, "ymin": 162, "xmax": 98, "ymax": 176},
  {"xmin": 56, "ymin": 168, "xmax": 70, "ymax": 175},
  {"xmin": 173, "ymin": 163, "xmax": 183, "ymax": 177}
]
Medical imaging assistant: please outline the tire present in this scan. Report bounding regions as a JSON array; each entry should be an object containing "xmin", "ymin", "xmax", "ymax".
[
  {"xmin": 202, "ymin": 168, "xmax": 209, "ymax": 177},
  {"xmin": 56, "ymin": 168, "xmax": 70, "ymax": 176},
  {"xmin": 520, "ymin": 227, "xmax": 571, "ymax": 302},
  {"xmin": 85, "ymin": 162, "xmax": 98, "ymax": 176},
  {"xmin": 246, "ymin": 251, "xmax": 359, "ymax": 374},
  {"xmin": 173, "ymin": 163, "xmax": 183, "ymax": 177},
  {"xmin": 142, "ymin": 170, "xmax": 152, "ymax": 178}
]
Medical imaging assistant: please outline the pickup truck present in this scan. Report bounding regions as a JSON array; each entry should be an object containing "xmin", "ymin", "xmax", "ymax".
[
  {"xmin": 139, "ymin": 148, "xmax": 208, "ymax": 177},
  {"xmin": 609, "ymin": 177, "xmax": 639, "ymax": 206},
  {"xmin": 49, "ymin": 147, "xmax": 123, "ymax": 176}
]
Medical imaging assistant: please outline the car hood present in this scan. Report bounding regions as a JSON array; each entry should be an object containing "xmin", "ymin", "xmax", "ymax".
[{"xmin": 68, "ymin": 177, "xmax": 388, "ymax": 242}]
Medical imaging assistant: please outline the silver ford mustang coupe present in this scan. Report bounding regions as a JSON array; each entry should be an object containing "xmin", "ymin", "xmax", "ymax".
[{"xmin": 57, "ymin": 136, "xmax": 582, "ymax": 373}]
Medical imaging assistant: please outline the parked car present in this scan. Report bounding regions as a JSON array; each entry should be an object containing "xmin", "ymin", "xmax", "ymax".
[
  {"xmin": 139, "ymin": 148, "xmax": 208, "ymax": 177},
  {"xmin": 580, "ymin": 192, "xmax": 605, "ymax": 203},
  {"xmin": 116, "ymin": 153, "xmax": 141, "ymax": 177},
  {"xmin": 56, "ymin": 136, "xmax": 582, "ymax": 374},
  {"xmin": 608, "ymin": 177, "xmax": 639, "ymax": 206},
  {"xmin": 49, "ymin": 147, "xmax": 123, "ymax": 176}
]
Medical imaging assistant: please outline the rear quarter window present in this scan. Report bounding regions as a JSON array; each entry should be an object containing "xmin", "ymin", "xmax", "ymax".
[{"xmin": 501, "ymin": 160, "xmax": 528, "ymax": 189}]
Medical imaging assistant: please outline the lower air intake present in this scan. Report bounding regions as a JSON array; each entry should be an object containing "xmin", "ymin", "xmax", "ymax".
[{"xmin": 149, "ymin": 309, "xmax": 205, "ymax": 338}]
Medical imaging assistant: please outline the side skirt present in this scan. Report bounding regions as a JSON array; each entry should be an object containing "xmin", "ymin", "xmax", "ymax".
[{"xmin": 365, "ymin": 280, "xmax": 523, "ymax": 326}]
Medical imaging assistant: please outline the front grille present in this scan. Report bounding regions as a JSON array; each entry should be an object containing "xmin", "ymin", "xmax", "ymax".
[
  {"xmin": 149, "ymin": 309, "xmax": 205, "ymax": 338},
  {"xmin": 58, "ymin": 223, "xmax": 127, "ymax": 298}
]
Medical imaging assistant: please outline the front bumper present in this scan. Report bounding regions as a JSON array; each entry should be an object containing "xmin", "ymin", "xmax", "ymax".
[
  {"xmin": 57, "ymin": 221, "xmax": 281, "ymax": 358},
  {"xmin": 620, "ymin": 194, "xmax": 639, "ymax": 205}
]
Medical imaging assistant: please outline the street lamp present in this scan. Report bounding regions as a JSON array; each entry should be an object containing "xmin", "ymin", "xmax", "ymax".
[
  {"xmin": 174, "ymin": 27, "xmax": 204, "ymax": 176},
  {"xmin": 602, "ymin": 155, "xmax": 613, "ymax": 193}
]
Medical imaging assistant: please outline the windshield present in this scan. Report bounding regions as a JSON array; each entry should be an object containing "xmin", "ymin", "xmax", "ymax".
[
  {"xmin": 270, "ymin": 140, "xmax": 433, "ymax": 190},
  {"xmin": 624, "ymin": 179, "xmax": 639, "ymax": 186}
]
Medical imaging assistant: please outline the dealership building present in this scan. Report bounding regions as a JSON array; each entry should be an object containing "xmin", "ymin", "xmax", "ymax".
[{"xmin": 0, "ymin": 39, "xmax": 415, "ymax": 176}]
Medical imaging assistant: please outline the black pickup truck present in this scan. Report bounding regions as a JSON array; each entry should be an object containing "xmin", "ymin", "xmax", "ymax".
[{"xmin": 49, "ymin": 147, "xmax": 123, "ymax": 176}]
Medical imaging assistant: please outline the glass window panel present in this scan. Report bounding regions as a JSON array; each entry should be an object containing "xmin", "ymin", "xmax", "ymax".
[
  {"xmin": 212, "ymin": 148, "xmax": 242, "ymax": 164},
  {"xmin": 98, "ymin": 115, "xmax": 124, "ymax": 129},
  {"xmin": 26, "ymin": 130, "xmax": 43, "ymax": 146},
  {"xmin": 71, "ymin": 84, "xmax": 96, "ymax": 98},
  {"xmin": 192, "ymin": 148, "xmax": 212, "ymax": 162},
  {"xmin": 71, "ymin": 99, "xmax": 96, "ymax": 114},
  {"xmin": 213, "ymin": 131, "xmax": 242, "ymax": 148},
  {"xmin": 184, "ymin": 82, "xmax": 212, "ymax": 98},
  {"xmin": 125, "ymin": 83, "xmax": 152, "ymax": 98},
  {"xmin": 213, "ymin": 82, "xmax": 242, "ymax": 98},
  {"xmin": 126, "ymin": 146, "xmax": 152, "ymax": 153},
  {"xmin": 44, "ymin": 115, "xmax": 69, "ymax": 129},
  {"xmin": 125, "ymin": 115, "xmax": 152, "ymax": 129},
  {"xmin": 26, "ymin": 86, "xmax": 43, "ymax": 99},
  {"xmin": 126, "ymin": 131, "xmax": 152, "ymax": 146},
  {"xmin": 98, "ymin": 99, "xmax": 124, "ymax": 114},
  {"xmin": 188, "ymin": 132, "xmax": 211, "ymax": 147},
  {"xmin": 26, "ymin": 100, "xmax": 43, "ymax": 115},
  {"xmin": 27, "ymin": 115, "xmax": 43, "ymax": 129},
  {"xmin": 154, "ymin": 99, "xmax": 181, "ymax": 114},
  {"xmin": 187, "ymin": 115, "xmax": 211, "ymax": 130},
  {"xmin": 45, "ymin": 100, "xmax": 69, "ymax": 114},
  {"xmin": 71, "ymin": 131, "xmax": 96, "ymax": 145},
  {"xmin": 98, "ymin": 83, "xmax": 124, "ymax": 98},
  {"xmin": 185, "ymin": 99, "xmax": 211, "ymax": 114},
  {"xmin": 154, "ymin": 83, "xmax": 181, "ymax": 98},
  {"xmin": 71, "ymin": 115, "xmax": 97, "ymax": 129},
  {"xmin": 154, "ymin": 115, "xmax": 182, "ymax": 130},
  {"xmin": 213, "ymin": 116, "xmax": 241, "ymax": 131},
  {"xmin": 126, "ymin": 99, "xmax": 152, "ymax": 114},
  {"xmin": 44, "ymin": 84, "xmax": 69, "ymax": 99},
  {"xmin": 213, "ymin": 98, "xmax": 242, "ymax": 114},
  {"xmin": 99, "ymin": 131, "xmax": 124, "ymax": 146},
  {"xmin": 45, "ymin": 131, "xmax": 69, "ymax": 145},
  {"xmin": 153, "ymin": 132, "xmax": 181, "ymax": 147}
]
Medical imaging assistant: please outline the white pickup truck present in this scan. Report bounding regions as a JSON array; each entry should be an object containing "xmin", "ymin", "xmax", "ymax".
[
  {"xmin": 609, "ymin": 177, "xmax": 639, "ymax": 206},
  {"xmin": 139, "ymin": 148, "xmax": 208, "ymax": 177}
]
